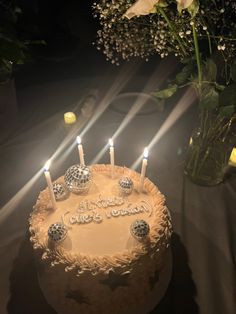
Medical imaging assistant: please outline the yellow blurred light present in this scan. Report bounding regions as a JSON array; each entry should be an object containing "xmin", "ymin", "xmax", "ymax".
[
  {"xmin": 229, "ymin": 148, "xmax": 236, "ymax": 166},
  {"xmin": 64, "ymin": 112, "xmax": 77, "ymax": 124}
]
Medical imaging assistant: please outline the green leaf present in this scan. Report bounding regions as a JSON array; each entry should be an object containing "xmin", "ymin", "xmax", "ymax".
[
  {"xmin": 230, "ymin": 61, "xmax": 236, "ymax": 82},
  {"xmin": 219, "ymin": 84, "xmax": 236, "ymax": 107},
  {"xmin": 181, "ymin": 56, "xmax": 195, "ymax": 64},
  {"xmin": 219, "ymin": 105, "xmax": 235, "ymax": 118},
  {"xmin": 200, "ymin": 87, "xmax": 219, "ymax": 109},
  {"xmin": 30, "ymin": 40, "xmax": 47, "ymax": 45},
  {"xmin": 155, "ymin": 84, "xmax": 178, "ymax": 99},
  {"xmin": 16, "ymin": 58, "xmax": 25, "ymax": 65},
  {"xmin": 175, "ymin": 64, "xmax": 193, "ymax": 85},
  {"xmin": 0, "ymin": 59, "xmax": 12, "ymax": 83},
  {"xmin": 0, "ymin": 38, "xmax": 26, "ymax": 63},
  {"xmin": 215, "ymin": 83, "xmax": 225, "ymax": 91},
  {"xmin": 203, "ymin": 58, "xmax": 217, "ymax": 81}
]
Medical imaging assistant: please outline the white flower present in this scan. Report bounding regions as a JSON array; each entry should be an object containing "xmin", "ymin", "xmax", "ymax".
[
  {"xmin": 124, "ymin": 0, "xmax": 195, "ymax": 20},
  {"xmin": 221, "ymin": 44, "xmax": 226, "ymax": 51},
  {"xmin": 176, "ymin": 0, "xmax": 194, "ymax": 10},
  {"xmin": 124, "ymin": 0, "xmax": 160, "ymax": 19}
]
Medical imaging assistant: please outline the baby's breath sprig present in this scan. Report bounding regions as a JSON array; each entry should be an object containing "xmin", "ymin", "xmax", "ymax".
[{"xmin": 93, "ymin": 0, "xmax": 236, "ymax": 68}]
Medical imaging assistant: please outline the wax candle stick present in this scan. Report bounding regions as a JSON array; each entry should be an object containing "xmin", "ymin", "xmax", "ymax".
[
  {"xmin": 44, "ymin": 160, "xmax": 57, "ymax": 210},
  {"xmin": 139, "ymin": 147, "xmax": 148, "ymax": 193},
  {"xmin": 77, "ymin": 136, "xmax": 85, "ymax": 166},
  {"xmin": 109, "ymin": 138, "xmax": 115, "ymax": 178}
]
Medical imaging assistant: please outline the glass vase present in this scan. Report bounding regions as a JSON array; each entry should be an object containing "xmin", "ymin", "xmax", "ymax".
[{"xmin": 184, "ymin": 112, "xmax": 235, "ymax": 186}]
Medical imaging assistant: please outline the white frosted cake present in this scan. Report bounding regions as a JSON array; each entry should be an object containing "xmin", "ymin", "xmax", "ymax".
[{"xmin": 29, "ymin": 164, "xmax": 172, "ymax": 314}]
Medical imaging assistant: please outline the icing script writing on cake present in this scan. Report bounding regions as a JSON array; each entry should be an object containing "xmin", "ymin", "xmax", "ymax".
[
  {"xmin": 65, "ymin": 196, "xmax": 152, "ymax": 226},
  {"xmin": 78, "ymin": 195, "xmax": 124, "ymax": 211}
]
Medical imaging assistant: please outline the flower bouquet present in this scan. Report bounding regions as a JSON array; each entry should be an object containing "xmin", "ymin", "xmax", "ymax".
[{"xmin": 93, "ymin": 0, "xmax": 236, "ymax": 185}]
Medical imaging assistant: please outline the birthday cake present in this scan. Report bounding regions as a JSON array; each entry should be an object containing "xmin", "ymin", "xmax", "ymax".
[{"xmin": 29, "ymin": 164, "xmax": 172, "ymax": 314}]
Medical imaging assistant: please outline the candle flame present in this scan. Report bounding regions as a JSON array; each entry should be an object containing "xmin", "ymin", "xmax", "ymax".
[
  {"xmin": 143, "ymin": 147, "xmax": 148, "ymax": 159},
  {"xmin": 44, "ymin": 159, "xmax": 51, "ymax": 171},
  {"xmin": 76, "ymin": 136, "xmax": 81, "ymax": 144},
  {"xmin": 109, "ymin": 138, "xmax": 114, "ymax": 147}
]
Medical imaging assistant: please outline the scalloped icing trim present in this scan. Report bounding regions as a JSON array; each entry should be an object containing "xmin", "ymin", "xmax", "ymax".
[{"xmin": 29, "ymin": 164, "xmax": 173, "ymax": 275}]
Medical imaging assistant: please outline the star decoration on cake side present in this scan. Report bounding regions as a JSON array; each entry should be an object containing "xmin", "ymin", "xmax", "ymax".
[
  {"xmin": 66, "ymin": 288, "xmax": 90, "ymax": 305},
  {"xmin": 100, "ymin": 270, "xmax": 130, "ymax": 291},
  {"xmin": 149, "ymin": 269, "xmax": 159, "ymax": 290}
]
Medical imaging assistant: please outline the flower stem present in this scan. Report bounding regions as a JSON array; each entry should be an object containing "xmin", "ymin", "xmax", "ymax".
[
  {"xmin": 157, "ymin": 7, "xmax": 187, "ymax": 57},
  {"xmin": 206, "ymin": 32, "xmax": 212, "ymax": 55},
  {"xmin": 192, "ymin": 21, "xmax": 202, "ymax": 86}
]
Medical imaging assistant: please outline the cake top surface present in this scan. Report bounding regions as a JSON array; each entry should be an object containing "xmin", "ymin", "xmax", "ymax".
[{"xmin": 29, "ymin": 164, "xmax": 172, "ymax": 274}]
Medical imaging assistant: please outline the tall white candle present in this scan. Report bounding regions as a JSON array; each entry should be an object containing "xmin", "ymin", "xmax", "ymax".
[
  {"xmin": 44, "ymin": 160, "xmax": 57, "ymax": 210},
  {"xmin": 139, "ymin": 147, "xmax": 148, "ymax": 193},
  {"xmin": 77, "ymin": 136, "xmax": 85, "ymax": 166},
  {"xmin": 109, "ymin": 138, "xmax": 115, "ymax": 178}
]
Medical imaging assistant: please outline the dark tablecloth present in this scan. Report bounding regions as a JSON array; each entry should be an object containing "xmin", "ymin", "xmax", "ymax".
[{"xmin": 0, "ymin": 61, "xmax": 235, "ymax": 314}]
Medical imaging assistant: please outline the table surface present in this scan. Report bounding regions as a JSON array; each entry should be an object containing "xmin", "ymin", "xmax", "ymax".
[{"xmin": 0, "ymin": 57, "xmax": 235, "ymax": 314}]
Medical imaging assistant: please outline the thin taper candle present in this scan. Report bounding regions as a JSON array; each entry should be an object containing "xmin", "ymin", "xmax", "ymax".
[
  {"xmin": 44, "ymin": 160, "xmax": 57, "ymax": 210},
  {"xmin": 77, "ymin": 136, "xmax": 85, "ymax": 166},
  {"xmin": 139, "ymin": 147, "xmax": 148, "ymax": 193},
  {"xmin": 109, "ymin": 138, "xmax": 115, "ymax": 178}
]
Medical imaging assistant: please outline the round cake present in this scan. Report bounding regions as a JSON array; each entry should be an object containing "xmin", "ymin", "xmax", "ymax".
[{"xmin": 29, "ymin": 164, "xmax": 173, "ymax": 314}]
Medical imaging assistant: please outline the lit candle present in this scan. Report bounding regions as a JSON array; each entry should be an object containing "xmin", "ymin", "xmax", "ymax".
[
  {"xmin": 76, "ymin": 136, "xmax": 85, "ymax": 166},
  {"xmin": 139, "ymin": 147, "xmax": 148, "ymax": 193},
  {"xmin": 64, "ymin": 112, "xmax": 77, "ymax": 124},
  {"xmin": 109, "ymin": 138, "xmax": 115, "ymax": 177},
  {"xmin": 44, "ymin": 160, "xmax": 57, "ymax": 210},
  {"xmin": 229, "ymin": 148, "xmax": 236, "ymax": 167}
]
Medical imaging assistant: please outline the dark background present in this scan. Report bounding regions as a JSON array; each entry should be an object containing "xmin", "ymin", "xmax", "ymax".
[{"xmin": 14, "ymin": 0, "xmax": 163, "ymax": 89}]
